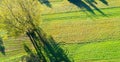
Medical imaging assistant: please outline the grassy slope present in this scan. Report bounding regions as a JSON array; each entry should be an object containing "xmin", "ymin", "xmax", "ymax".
[
  {"xmin": 1, "ymin": 0, "xmax": 120, "ymax": 62},
  {"xmin": 41, "ymin": 7, "xmax": 120, "ymax": 43},
  {"xmin": 41, "ymin": 7, "xmax": 120, "ymax": 61},
  {"xmin": 40, "ymin": 0, "xmax": 120, "ymax": 43},
  {"xmin": 41, "ymin": 0, "xmax": 120, "ymax": 62}
]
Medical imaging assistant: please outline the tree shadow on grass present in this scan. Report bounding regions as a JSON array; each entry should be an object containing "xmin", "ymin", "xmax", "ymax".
[
  {"xmin": 38, "ymin": 0, "xmax": 52, "ymax": 8},
  {"xmin": 43, "ymin": 36, "xmax": 71, "ymax": 62},
  {"xmin": 68, "ymin": 0, "xmax": 95, "ymax": 14},
  {"xmin": 0, "ymin": 37, "xmax": 5, "ymax": 55},
  {"xmin": 68, "ymin": 0, "xmax": 109, "ymax": 15},
  {"xmin": 21, "ymin": 44, "xmax": 40, "ymax": 62},
  {"xmin": 22, "ymin": 27, "xmax": 71, "ymax": 62},
  {"xmin": 100, "ymin": 0, "xmax": 108, "ymax": 5}
]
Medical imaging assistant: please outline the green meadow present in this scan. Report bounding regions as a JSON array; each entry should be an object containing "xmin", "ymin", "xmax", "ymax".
[{"xmin": 1, "ymin": 0, "xmax": 120, "ymax": 62}]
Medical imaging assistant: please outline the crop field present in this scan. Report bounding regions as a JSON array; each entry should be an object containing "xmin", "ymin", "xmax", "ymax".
[{"xmin": 0, "ymin": 0, "xmax": 120, "ymax": 62}]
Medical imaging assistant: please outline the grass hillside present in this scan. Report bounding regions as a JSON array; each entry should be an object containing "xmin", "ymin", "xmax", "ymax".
[
  {"xmin": 1, "ymin": 0, "xmax": 120, "ymax": 62},
  {"xmin": 41, "ymin": 7, "xmax": 120, "ymax": 43}
]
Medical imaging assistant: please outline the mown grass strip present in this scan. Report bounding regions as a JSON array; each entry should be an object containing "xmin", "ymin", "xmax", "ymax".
[{"xmin": 42, "ymin": 7, "xmax": 120, "ymax": 21}]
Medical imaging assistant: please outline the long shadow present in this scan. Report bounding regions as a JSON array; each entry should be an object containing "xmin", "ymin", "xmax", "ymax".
[
  {"xmin": 68, "ymin": 0, "xmax": 109, "ymax": 15},
  {"xmin": 85, "ymin": 0, "xmax": 106, "ymax": 15},
  {"xmin": 43, "ymin": 35, "xmax": 71, "ymax": 62},
  {"xmin": 38, "ymin": 0, "xmax": 52, "ymax": 8},
  {"xmin": 24, "ymin": 27, "xmax": 71, "ymax": 62},
  {"xmin": 68, "ymin": 0, "xmax": 95, "ymax": 14},
  {"xmin": 100, "ymin": 0, "xmax": 108, "ymax": 5},
  {"xmin": 0, "ymin": 37, "xmax": 5, "ymax": 55}
]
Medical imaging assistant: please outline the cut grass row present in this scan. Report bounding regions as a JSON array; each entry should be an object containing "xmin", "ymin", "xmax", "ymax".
[{"xmin": 42, "ymin": 7, "xmax": 120, "ymax": 21}]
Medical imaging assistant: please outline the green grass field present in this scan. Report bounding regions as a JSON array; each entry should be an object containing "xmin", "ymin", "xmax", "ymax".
[
  {"xmin": 41, "ymin": 7, "xmax": 120, "ymax": 43},
  {"xmin": 62, "ymin": 40, "xmax": 120, "ymax": 62},
  {"xmin": 1, "ymin": 0, "xmax": 120, "ymax": 62}
]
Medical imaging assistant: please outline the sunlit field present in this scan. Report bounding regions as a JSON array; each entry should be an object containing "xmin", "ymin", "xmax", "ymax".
[
  {"xmin": 41, "ymin": 7, "xmax": 120, "ymax": 43},
  {"xmin": 0, "ymin": 0, "xmax": 120, "ymax": 62}
]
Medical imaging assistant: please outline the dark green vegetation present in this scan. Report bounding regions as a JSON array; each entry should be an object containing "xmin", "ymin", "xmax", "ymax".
[
  {"xmin": 1, "ymin": 0, "xmax": 120, "ymax": 62},
  {"xmin": 0, "ymin": 37, "xmax": 5, "ymax": 55}
]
